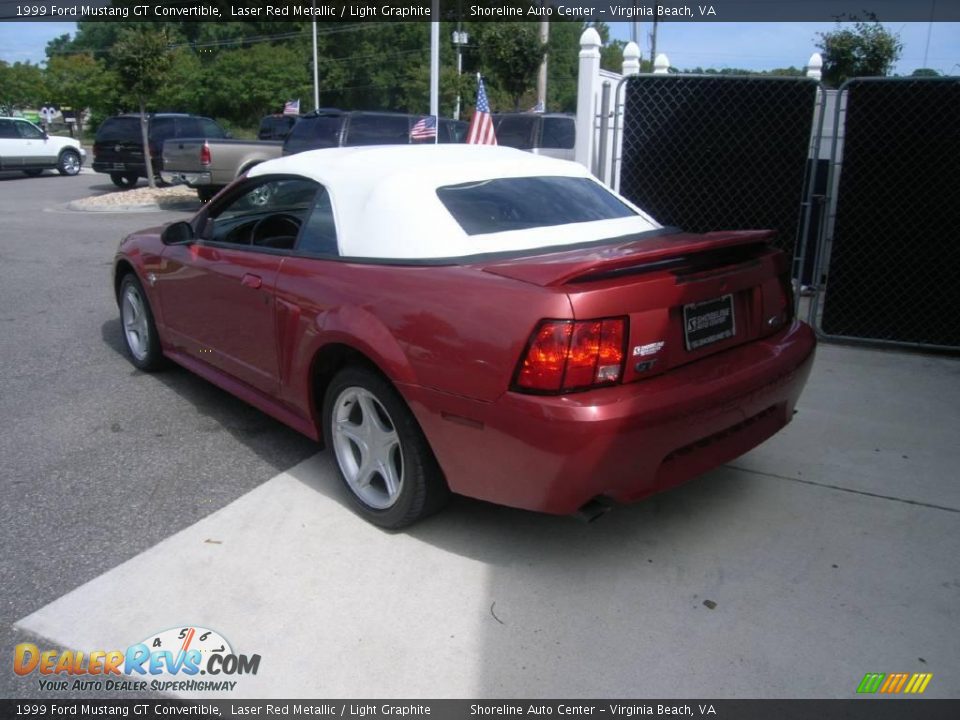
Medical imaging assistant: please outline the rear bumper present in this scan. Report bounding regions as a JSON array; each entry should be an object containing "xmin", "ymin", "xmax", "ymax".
[
  {"xmin": 93, "ymin": 161, "xmax": 143, "ymax": 176},
  {"xmin": 402, "ymin": 320, "xmax": 816, "ymax": 515},
  {"xmin": 160, "ymin": 170, "xmax": 211, "ymax": 187}
]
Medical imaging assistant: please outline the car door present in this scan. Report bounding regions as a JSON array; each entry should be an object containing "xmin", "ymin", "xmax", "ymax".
[
  {"xmin": 12, "ymin": 120, "xmax": 49, "ymax": 167},
  {"xmin": 0, "ymin": 119, "xmax": 22, "ymax": 168},
  {"xmin": 157, "ymin": 175, "xmax": 321, "ymax": 394}
]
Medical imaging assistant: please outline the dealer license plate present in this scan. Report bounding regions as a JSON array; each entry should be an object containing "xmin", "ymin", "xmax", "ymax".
[{"xmin": 683, "ymin": 294, "xmax": 735, "ymax": 351}]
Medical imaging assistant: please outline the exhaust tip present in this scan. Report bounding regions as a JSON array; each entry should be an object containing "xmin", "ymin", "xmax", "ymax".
[{"xmin": 573, "ymin": 496, "xmax": 615, "ymax": 523}]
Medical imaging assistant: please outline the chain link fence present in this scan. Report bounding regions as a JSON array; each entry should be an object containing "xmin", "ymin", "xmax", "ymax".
[
  {"xmin": 617, "ymin": 75, "xmax": 822, "ymax": 261},
  {"xmin": 812, "ymin": 78, "xmax": 960, "ymax": 350}
]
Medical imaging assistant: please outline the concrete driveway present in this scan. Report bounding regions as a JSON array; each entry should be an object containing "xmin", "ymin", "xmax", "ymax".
[{"xmin": 3, "ymin": 172, "xmax": 958, "ymax": 699}]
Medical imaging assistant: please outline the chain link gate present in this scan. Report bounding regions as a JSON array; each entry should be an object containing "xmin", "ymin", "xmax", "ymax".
[
  {"xmin": 615, "ymin": 75, "xmax": 823, "ymax": 270},
  {"xmin": 811, "ymin": 77, "xmax": 960, "ymax": 350}
]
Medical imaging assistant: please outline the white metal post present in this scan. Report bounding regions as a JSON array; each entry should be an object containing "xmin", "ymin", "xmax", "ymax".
[
  {"xmin": 430, "ymin": 10, "xmax": 439, "ymax": 120},
  {"xmin": 575, "ymin": 27, "xmax": 601, "ymax": 170}
]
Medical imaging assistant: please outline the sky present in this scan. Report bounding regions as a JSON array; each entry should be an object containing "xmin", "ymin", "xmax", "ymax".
[{"xmin": 0, "ymin": 21, "xmax": 957, "ymax": 76}]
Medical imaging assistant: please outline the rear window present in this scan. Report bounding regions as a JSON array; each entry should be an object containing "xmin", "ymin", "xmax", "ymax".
[
  {"xmin": 149, "ymin": 118, "xmax": 176, "ymax": 142},
  {"xmin": 345, "ymin": 114, "xmax": 411, "ymax": 146},
  {"xmin": 437, "ymin": 176, "xmax": 636, "ymax": 235},
  {"xmin": 541, "ymin": 117, "xmax": 575, "ymax": 149},
  {"xmin": 495, "ymin": 116, "xmax": 537, "ymax": 150},
  {"xmin": 178, "ymin": 117, "xmax": 227, "ymax": 139},
  {"xmin": 96, "ymin": 118, "xmax": 140, "ymax": 143},
  {"xmin": 440, "ymin": 119, "xmax": 467, "ymax": 144},
  {"xmin": 285, "ymin": 115, "xmax": 343, "ymax": 153},
  {"xmin": 258, "ymin": 115, "xmax": 297, "ymax": 140}
]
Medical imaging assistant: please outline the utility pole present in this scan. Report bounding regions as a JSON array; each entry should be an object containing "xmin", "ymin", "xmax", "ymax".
[
  {"xmin": 536, "ymin": 18, "xmax": 549, "ymax": 111},
  {"xmin": 311, "ymin": 5, "xmax": 319, "ymax": 110},
  {"xmin": 649, "ymin": 19, "xmax": 659, "ymax": 71}
]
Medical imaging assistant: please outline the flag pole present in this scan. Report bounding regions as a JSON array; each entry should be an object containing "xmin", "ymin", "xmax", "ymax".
[
  {"xmin": 311, "ymin": 9, "xmax": 320, "ymax": 111},
  {"xmin": 430, "ymin": 2, "xmax": 439, "ymax": 143}
]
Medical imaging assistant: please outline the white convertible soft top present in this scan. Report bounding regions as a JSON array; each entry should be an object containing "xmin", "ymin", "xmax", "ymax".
[{"xmin": 248, "ymin": 145, "xmax": 661, "ymax": 259}]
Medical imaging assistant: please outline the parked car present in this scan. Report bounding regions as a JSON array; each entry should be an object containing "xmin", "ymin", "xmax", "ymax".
[
  {"xmin": 0, "ymin": 116, "xmax": 85, "ymax": 176},
  {"xmin": 92, "ymin": 113, "xmax": 228, "ymax": 188},
  {"xmin": 493, "ymin": 112, "xmax": 576, "ymax": 160},
  {"xmin": 258, "ymin": 113, "xmax": 300, "ymax": 140},
  {"xmin": 282, "ymin": 110, "xmax": 466, "ymax": 155},
  {"xmin": 113, "ymin": 145, "xmax": 815, "ymax": 528},
  {"xmin": 161, "ymin": 135, "xmax": 284, "ymax": 202}
]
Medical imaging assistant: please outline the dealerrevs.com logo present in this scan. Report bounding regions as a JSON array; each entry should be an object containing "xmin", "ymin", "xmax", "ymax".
[{"xmin": 14, "ymin": 626, "xmax": 260, "ymax": 693}]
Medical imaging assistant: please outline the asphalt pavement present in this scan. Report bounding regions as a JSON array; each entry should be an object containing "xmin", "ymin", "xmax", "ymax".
[{"xmin": 1, "ymin": 169, "xmax": 958, "ymax": 700}]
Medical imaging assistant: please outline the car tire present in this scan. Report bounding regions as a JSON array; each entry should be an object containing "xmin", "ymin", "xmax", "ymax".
[
  {"xmin": 111, "ymin": 173, "xmax": 138, "ymax": 189},
  {"xmin": 23, "ymin": 168, "xmax": 44, "ymax": 177},
  {"xmin": 118, "ymin": 273, "xmax": 165, "ymax": 372},
  {"xmin": 57, "ymin": 150, "xmax": 81, "ymax": 176},
  {"xmin": 197, "ymin": 186, "xmax": 217, "ymax": 202},
  {"xmin": 323, "ymin": 367, "xmax": 449, "ymax": 529}
]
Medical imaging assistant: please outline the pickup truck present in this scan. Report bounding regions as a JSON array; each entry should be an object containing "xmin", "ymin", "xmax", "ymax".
[{"xmin": 161, "ymin": 137, "xmax": 283, "ymax": 201}]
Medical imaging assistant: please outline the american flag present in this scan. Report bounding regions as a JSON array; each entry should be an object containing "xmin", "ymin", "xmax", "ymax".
[
  {"xmin": 410, "ymin": 115, "xmax": 437, "ymax": 141},
  {"xmin": 283, "ymin": 99, "xmax": 300, "ymax": 116},
  {"xmin": 466, "ymin": 75, "xmax": 497, "ymax": 145}
]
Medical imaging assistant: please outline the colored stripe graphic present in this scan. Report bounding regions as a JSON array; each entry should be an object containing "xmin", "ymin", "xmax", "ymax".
[
  {"xmin": 904, "ymin": 673, "xmax": 933, "ymax": 694},
  {"xmin": 857, "ymin": 672, "xmax": 932, "ymax": 694},
  {"xmin": 880, "ymin": 673, "xmax": 909, "ymax": 693}
]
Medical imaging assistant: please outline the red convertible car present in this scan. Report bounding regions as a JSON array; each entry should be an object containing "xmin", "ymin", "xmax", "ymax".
[{"xmin": 114, "ymin": 145, "xmax": 815, "ymax": 528}]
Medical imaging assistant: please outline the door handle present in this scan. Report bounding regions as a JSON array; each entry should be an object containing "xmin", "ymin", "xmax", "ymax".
[{"xmin": 241, "ymin": 273, "xmax": 263, "ymax": 289}]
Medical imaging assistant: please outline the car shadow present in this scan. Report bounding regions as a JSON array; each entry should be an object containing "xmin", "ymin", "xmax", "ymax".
[
  {"xmin": 100, "ymin": 313, "xmax": 746, "ymax": 566},
  {"xmin": 282, "ymin": 404, "xmax": 751, "ymax": 566},
  {"xmin": 100, "ymin": 317, "xmax": 318, "ymax": 474},
  {"xmin": 0, "ymin": 171, "xmax": 66, "ymax": 182}
]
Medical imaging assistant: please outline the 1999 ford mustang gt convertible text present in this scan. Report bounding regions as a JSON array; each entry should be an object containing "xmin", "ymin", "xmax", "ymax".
[{"xmin": 113, "ymin": 145, "xmax": 815, "ymax": 528}]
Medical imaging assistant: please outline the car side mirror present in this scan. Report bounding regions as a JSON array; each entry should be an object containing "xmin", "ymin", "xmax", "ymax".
[{"xmin": 162, "ymin": 221, "xmax": 195, "ymax": 245}]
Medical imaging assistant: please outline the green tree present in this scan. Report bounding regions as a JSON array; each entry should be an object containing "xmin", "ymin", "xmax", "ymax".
[
  {"xmin": 44, "ymin": 54, "xmax": 114, "ymax": 133},
  {"xmin": 0, "ymin": 61, "xmax": 47, "ymax": 114},
  {"xmin": 816, "ymin": 20, "xmax": 903, "ymax": 87},
  {"xmin": 911, "ymin": 68, "xmax": 941, "ymax": 77},
  {"xmin": 205, "ymin": 42, "xmax": 311, "ymax": 127},
  {"xmin": 545, "ymin": 21, "xmax": 581, "ymax": 112},
  {"xmin": 474, "ymin": 23, "xmax": 546, "ymax": 110},
  {"xmin": 112, "ymin": 27, "xmax": 174, "ymax": 188},
  {"xmin": 45, "ymin": 33, "xmax": 74, "ymax": 59}
]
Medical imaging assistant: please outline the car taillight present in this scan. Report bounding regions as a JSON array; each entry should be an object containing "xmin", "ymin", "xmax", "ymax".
[
  {"xmin": 514, "ymin": 318, "xmax": 626, "ymax": 393},
  {"xmin": 200, "ymin": 142, "xmax": 211, "ymax": 166}
]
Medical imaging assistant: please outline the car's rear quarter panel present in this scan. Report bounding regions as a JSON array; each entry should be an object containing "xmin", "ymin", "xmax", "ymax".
[{"xmin": 275, "ymin": 257, "xmax": 572, "ymax": 417}]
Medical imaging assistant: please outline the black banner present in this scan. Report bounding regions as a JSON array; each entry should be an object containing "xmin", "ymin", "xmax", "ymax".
[
  {"xmin": 2, "ymin": 700, "xmax": 960, "ymax": 720},
  {"xmin": 3, "ymin": 0, "xmax": 960, "ymax": 22}
]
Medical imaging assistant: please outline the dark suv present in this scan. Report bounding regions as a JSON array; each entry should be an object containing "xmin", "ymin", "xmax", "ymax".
[
  {"xmin": 258, "ymin": 114, "xmax": 300, "ymax": 141},
  {"xmin": 93, "ymin": 113, "xmax": 228, "ymax": 188},
  {"xmin": 282, "ymin": 110, "xmax": 466, "ymax": 156}
]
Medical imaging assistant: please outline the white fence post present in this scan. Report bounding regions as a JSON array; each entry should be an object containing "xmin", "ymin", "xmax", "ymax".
[
  {"xmin": 806, "ymin": 53, "xmax": 823, "ymax": 80},
  {"xmin": 622, "ymin": 41, "xmax": 641, "ymax": 76},
  {"xmin": 653, "ymin": 53, "xmax": 671, "ymax": 74},
  {"xmin": 575, "ymin": 27, "xmax": 602, "ymax": 170}
]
